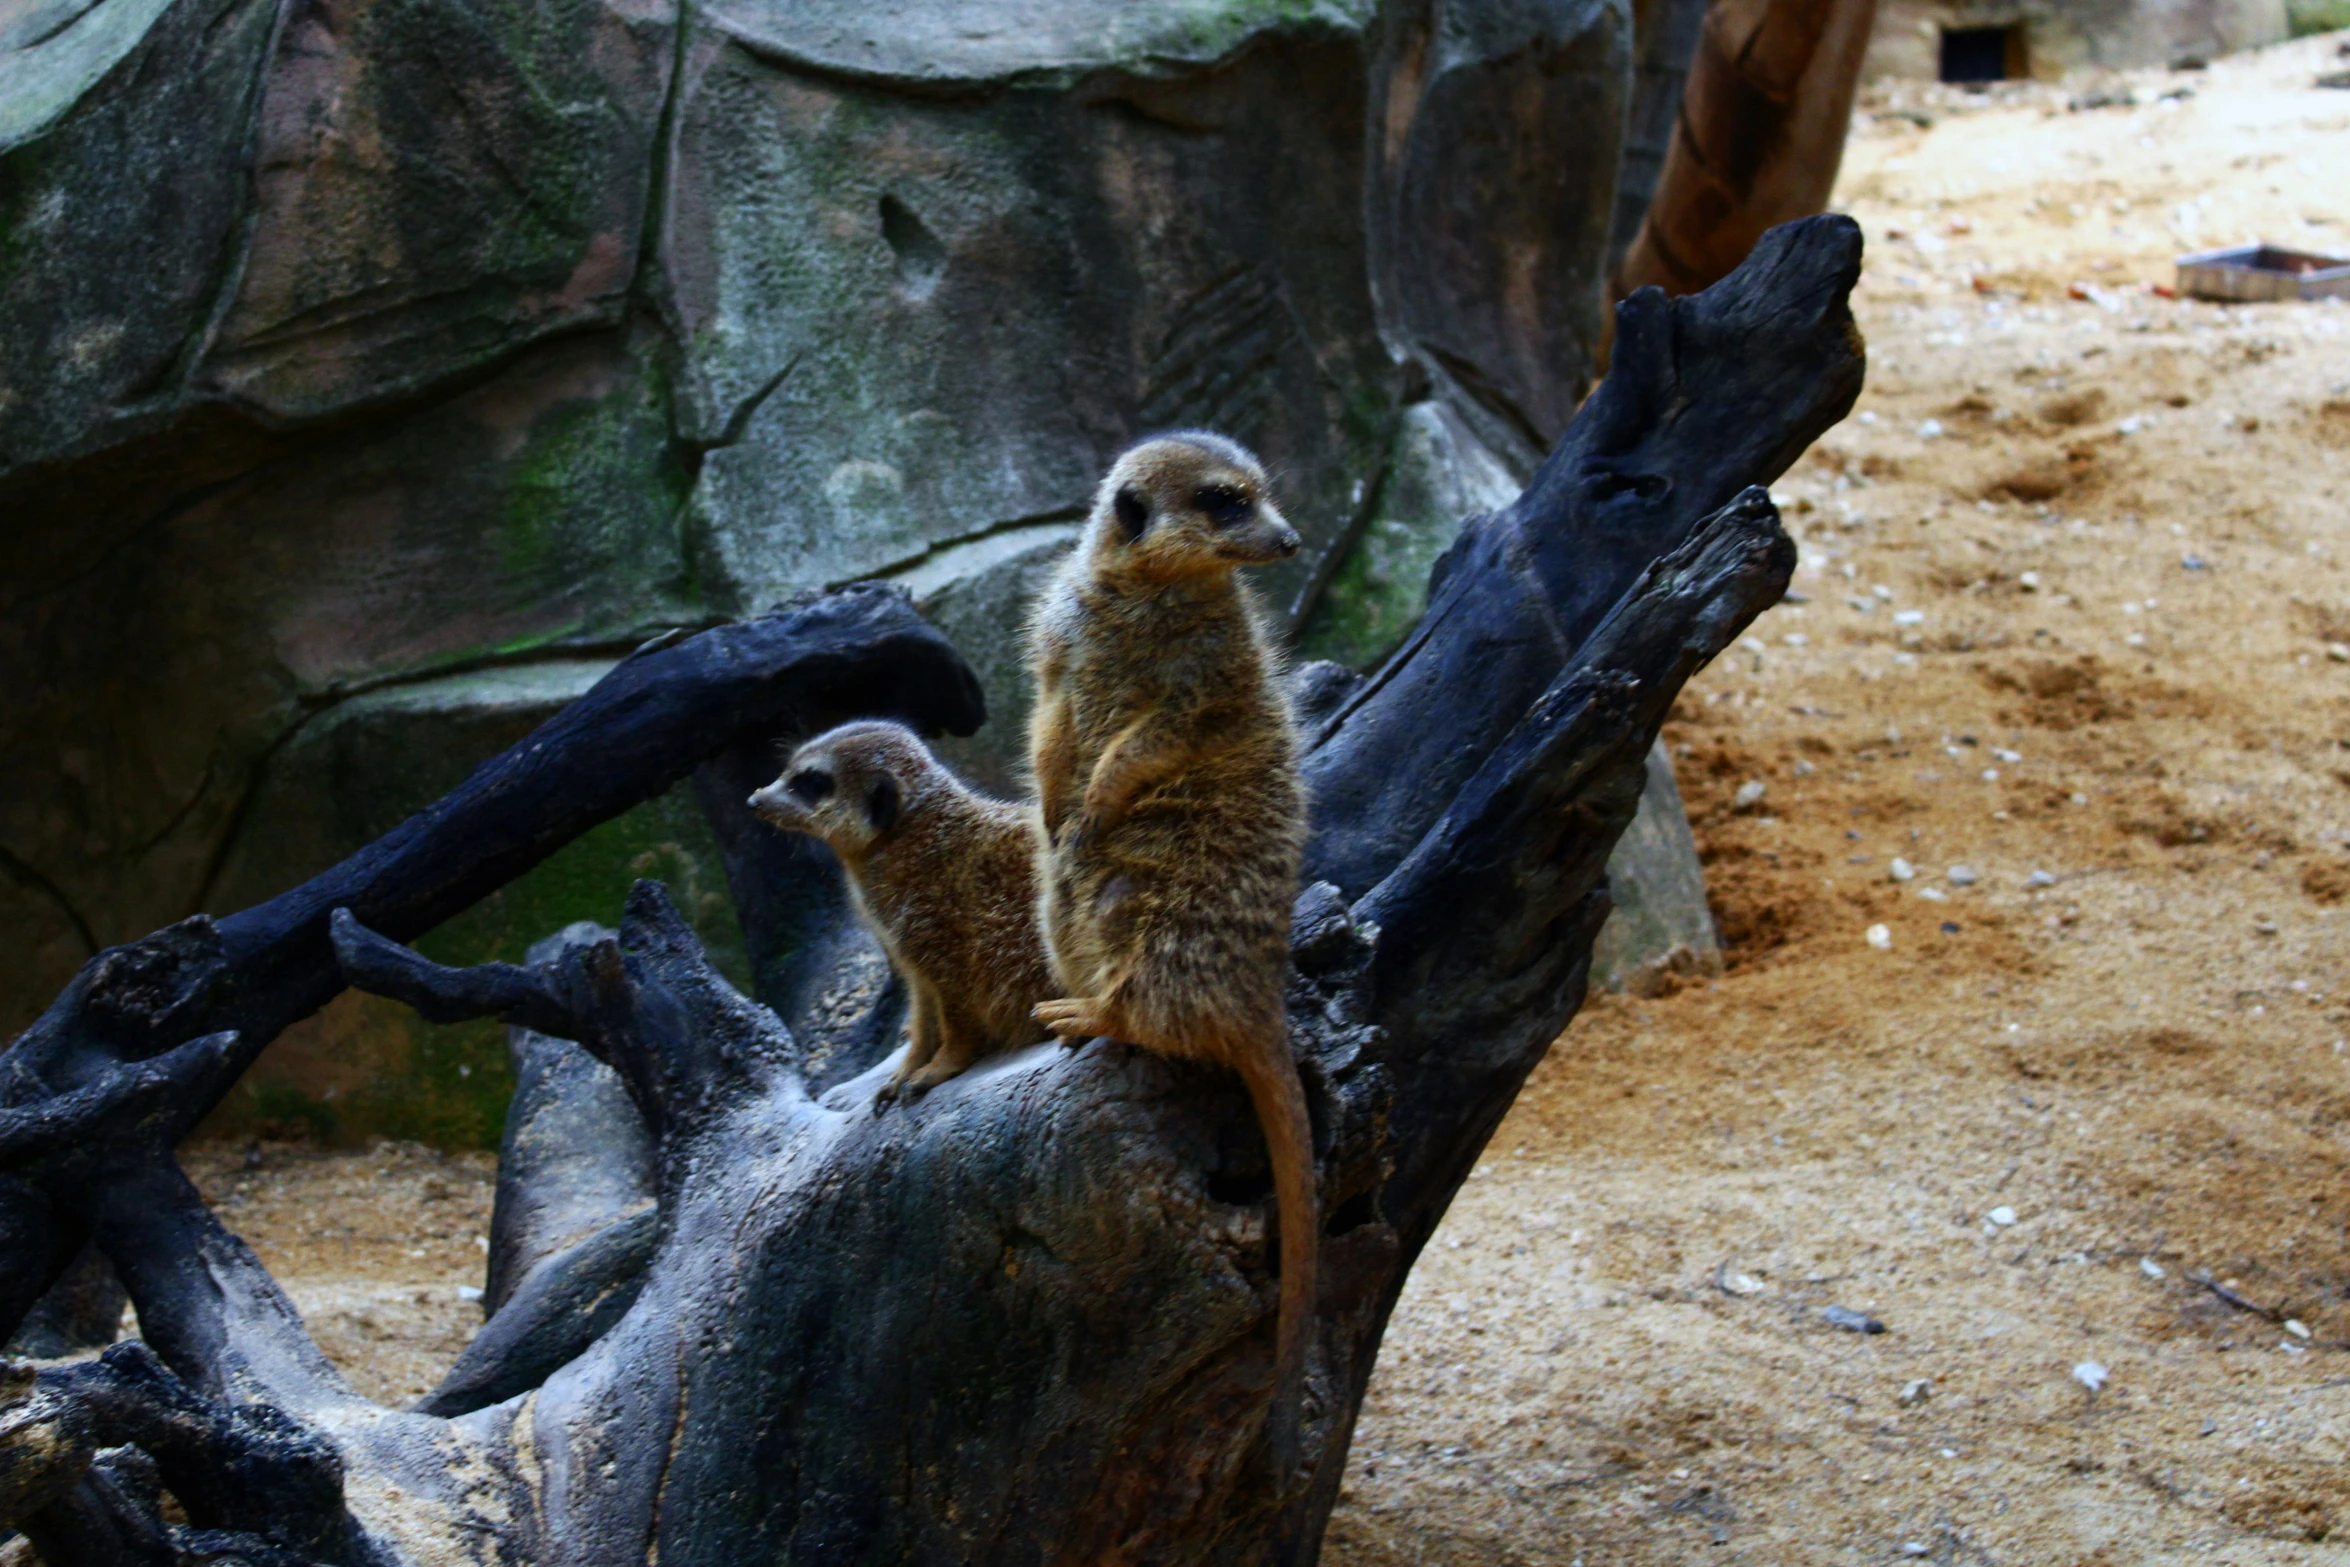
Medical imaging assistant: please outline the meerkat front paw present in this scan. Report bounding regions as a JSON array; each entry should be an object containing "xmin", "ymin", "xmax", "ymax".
[{"xmin": 1033, "ymin": 996, "xmax": 1113, "ymax": 1041}]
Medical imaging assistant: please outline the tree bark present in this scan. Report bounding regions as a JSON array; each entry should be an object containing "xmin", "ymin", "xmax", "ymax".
[{"xmin": 0, "ymin": 216, "xmax": 1863, "ymax": 1566}]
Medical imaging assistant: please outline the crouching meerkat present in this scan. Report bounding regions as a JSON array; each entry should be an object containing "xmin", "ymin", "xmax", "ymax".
[
  {"xmin": 1024, "ymin": 431, "xmax": 1316, "ymax": 1464},
  {"xmin": 749, "ymin": 721, "xmax": 1054, "ymax": 1108}
]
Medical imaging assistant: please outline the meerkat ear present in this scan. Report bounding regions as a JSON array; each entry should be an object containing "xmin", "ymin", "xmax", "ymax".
[
  {"xmin": 1113, "ymin": 486, "xmax": 1149, "ymax": 542},
  {"xmin": 865, "ymin": 773, "xmax": 901, "ymax": 834}
]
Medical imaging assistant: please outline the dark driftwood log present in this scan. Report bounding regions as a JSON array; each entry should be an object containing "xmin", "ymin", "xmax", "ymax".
[
  {"xmin": 0, "ymin": 586, "xmax": 982, "ymax": 1339},
  {"xmin": 0, "ymin": 216, "xmax": 1862, "ymax": 1565}
]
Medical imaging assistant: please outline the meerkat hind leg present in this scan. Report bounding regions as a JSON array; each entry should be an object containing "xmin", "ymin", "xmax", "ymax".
[
  {"xmin": 1034, "ymin": 988, "xmax": 1194, "ymax": 1058},
  {"xmin": 877, "ymin": 983, "xmax": 946, "ymax": 1112},
  {"xmin": 1032, "ymin": 995, "xmax": 1117, "ymax": 1042}
]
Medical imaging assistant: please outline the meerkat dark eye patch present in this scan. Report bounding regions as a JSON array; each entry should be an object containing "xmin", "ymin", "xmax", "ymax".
[
  {"xmin": 1113, "ymin": 486, "xmax": 1149, "ymax": 541},
  {"xmin": 865, "ymin": 773, "xmax": 901, "ymax": 833},
  {"xmin": 1193, "ymin": 484, "xmax": 1253, "ymax": 528},
  {"xmin": 786, "ymin": 768, "xmax": 834, "ymax": 805}
]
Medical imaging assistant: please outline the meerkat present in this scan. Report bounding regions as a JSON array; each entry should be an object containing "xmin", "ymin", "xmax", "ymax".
[
  {"xmin": 1024, "ymin": 430, "xmax": 1317, "ymax": 1464},
  {"xmin": 749, "ymin": 721, "xmax": 1055, "ymax": 1108}
]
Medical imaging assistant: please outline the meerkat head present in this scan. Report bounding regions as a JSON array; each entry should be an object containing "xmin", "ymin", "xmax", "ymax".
[
  {"xmin": 748, "ymin": 720, "xmax": 933, "ymax": 859},
  {"xmin": 1088, "ymin": 432, "xmax": 1299, "ymax": 582}
]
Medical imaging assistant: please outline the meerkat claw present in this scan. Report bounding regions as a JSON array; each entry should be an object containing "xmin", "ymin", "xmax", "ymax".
[{"xmin": 1032, "ymin": 997, "xmax": 1109, "ymax": 1039}]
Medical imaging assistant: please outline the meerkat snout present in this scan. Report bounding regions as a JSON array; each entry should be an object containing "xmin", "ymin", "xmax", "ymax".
[
  {"xmin": 1192, "ymin": 480, "xmax": 1299, "ymax": 558},
  {"xmin": 750, "ymin": 731, "xmax": 910, "ymax": 856},
  {"xmin": 747, "ymin": 780, "xmax": 791, "ymax": 823}
]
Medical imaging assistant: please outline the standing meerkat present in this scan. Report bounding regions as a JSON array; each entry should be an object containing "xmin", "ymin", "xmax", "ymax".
[
  {"xmin": 750, "ymin": 721, "xmax": 1054, "ymax": 1108},
  {"xmin": 1024, "ymin": 430, "xmax": 1316, "ymax": 1464}
]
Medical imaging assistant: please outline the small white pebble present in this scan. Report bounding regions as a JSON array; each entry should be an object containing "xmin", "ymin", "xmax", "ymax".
[
  {"xmin": 1866, "ymin": 923, "xmax": 1893, "ymax": 951},
  {"xmin": 2141, "ymin": 1257, "xmax": 2165, "ymax": 1279},
  {"xmin": 2330, "ymin": 644, "xmax": 2350, "ymax": 663},
  {"xmin": 1782, "ymin": 632, "xmax": 1810, "ymax": 647},
  {"xmin": 2019, "ymin": 571, "xmax": 2042, "ymax": 590},
  {"xmin": 1947, "ymin": 865, "xmax": 1978, "ymax": 886},
  {"xmin": 1981, "ymin": 768, "xmax": 2000, "ymax": 782},
  {"xmin": 1893, "ymin": 609, "xmax": 1925, "ymax": 626},
  {"xmin": 1889, "ymin": 857, "xmax": 1916, "ymax": 882},
  {"xmin": 2070, "ymin": 791, "xmax": 2088, "ymax": 806},
  {"xmin": 1987, "ymin": 1206, "xmax": 2017, "ymax": 1226},
  {"xmin": 1902, "ymin": 1545, "xmax": 1930, "ymax": 1559},
  {"xmin": 2026, "ymin": 869, "xmax": 2056, "ymax": 888},
  {"xmin": 1917, "ymin": 418, "xmax": 1943, "ymax": 439},
  {"xmin": 1859, "ymin": 410, "xmax": 1880, "ymax": 425},
  {"xmin": 1993, "ymin": 748, "xmax": 2021, "ymax": 763},
  {"xmin": 456, "ymin": 1284, "xmax": 484, "ymax": 1302},
  {"xmin": 1734, "ymin": 779, "xmax": 1768, "ymax": 808},
  {"xmin": 2073, "ymin": 1361, "xmax": 2109, "ymax": 1392},
  {"xmin": 1919, "ymin": 886, "xmax": 1949, "ymax": 902},
  {"xmin": 1741, "ymin": 637, "xmax": 1767, "ymax": 653},
  {"xmin": 2286, "ymin": 1319, "xmax": 2312, "ymax": 1340},
  {"xmin": 2118, "ymin": 415, "xmax": 2144, "ymax": 434}
]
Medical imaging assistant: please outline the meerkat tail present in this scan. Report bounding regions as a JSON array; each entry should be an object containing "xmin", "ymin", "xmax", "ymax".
[{"xmin": 1235, "ymin": 1034, "xmax": 1317, "ymax": 1474}]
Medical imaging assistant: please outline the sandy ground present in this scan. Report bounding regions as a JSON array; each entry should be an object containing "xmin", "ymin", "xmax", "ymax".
[
  {"xmin": 72, "ymin": 30, "xmax": 2350, "ymax": 1564},
  {"xmin": 181, "ymin": 1141, "xmax": 498, "ymax": 1408},
  {"xmin": 1328, "ymin": 34, "xmax": 2350, "ymax": 1566}
]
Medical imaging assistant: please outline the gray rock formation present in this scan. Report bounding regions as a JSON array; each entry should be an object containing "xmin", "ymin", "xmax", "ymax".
[
  {"xmin": 0, "ymin": 0, "xmax": 1719, "ymax": 1139},
  {"xmin": 1863, "ymin": 0, "xmax": 2287, "ymax": 76},
  {"xmin": 1590, "ymin": 740, "xmax": 1722, "ymax": 991}
]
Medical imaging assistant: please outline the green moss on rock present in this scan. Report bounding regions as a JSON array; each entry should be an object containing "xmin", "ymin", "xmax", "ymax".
[{"xmin": 1299, "ymin": 401, "xmax": 1523, "ymax": 671}]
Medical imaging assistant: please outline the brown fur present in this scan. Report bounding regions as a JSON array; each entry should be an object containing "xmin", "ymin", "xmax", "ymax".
[
  {"xmin": 1024, "ymin": 431, "xmax": 1317, "ymax": 1466},
  {"xmin": 749, "ymin": 721, "xmax": 1054, "ymax": 1108}
]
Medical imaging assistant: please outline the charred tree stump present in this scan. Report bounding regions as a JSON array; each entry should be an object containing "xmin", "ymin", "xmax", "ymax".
[
  {"xmin": 1600, "ymin": 0, "xmax": 1879, "ymax": 365},
  {"xmin": 0, "ymin": 217, "xmax": 1863, "ymax": 1565}
]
